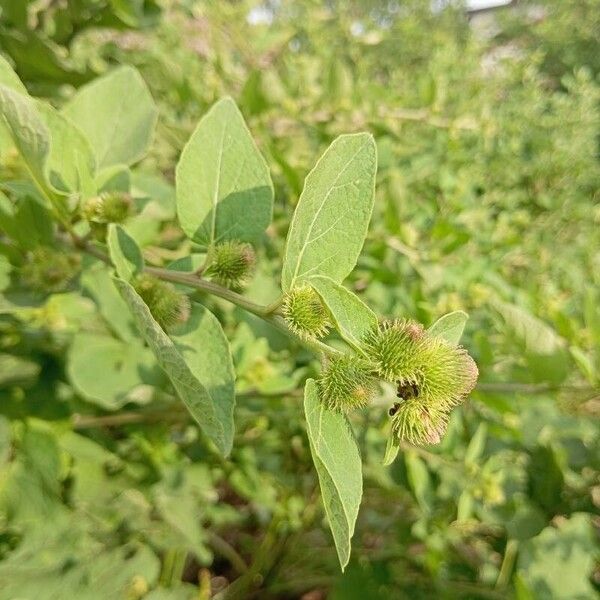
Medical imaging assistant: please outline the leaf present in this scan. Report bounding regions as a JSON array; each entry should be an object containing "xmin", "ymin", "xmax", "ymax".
[
  {"xmin": 0, "ymin": 55, "xmax": 27, "ymax": 93},
  {"xmin": 517, "ymin": 514, "xmax": 596, "ymax": 599},
  {"xmin": 114, "ymin": 278, "xmax": 232, "ymax": 456},
  {"xmin": 107, "ymin": 224, "xmax": 144, "ymax": 281},
  {"xmin": 281, "ymin": 133, "xmax": 377, "ymax": 291},
  {"xmin": 67, "ymin": 333, "xmax": 158, "ymax": 410},
  {"xmin": 36, "ymin": 102, "xmax": 96, "ymax": 197},
  {"xmin": 428, "ymin": 310, "xmax": 468, "ymax": 346},
  {"xmin": 63, "ymin": 66, "xmax": 158, "ymax": 168},
  {"xmin": 304, "ymin": 379, "xmax": 362, "ymax": 570},
  {"xmin": 309, "ymin": 275, "xmax": 377, "ymax": 349},
  {"xmin": 0, "ymin": 194, "xmax": 54, "ymax": 250},
  {"xmin": 0, "ymin": 353, "xmax": 40, "ymax": 387},
  {"xmin": 0, "ymin": 255, "xmax": 10, "ymax": 292},
  {"xmin": 0, "ymin": 517, "xmax": 160, "ymax": 600},
  {"xmin": 382, "ymin": 434, "xmax": 400, "ymax": 466},
  {"xmin": 405, "ymin": 451, "xmax": 433, "ymax": 513},
  {"xmin": 80, "ymin": 262, "xmax": 136, "ymax": 342},
  {"xmin": 493, "ymin": 300, "xmax": 565, "ymax": 355},
  {"xmin": 169, "ymin": 303, "xmax": 236, "ymax": 456},
  {"xmin": 0, "ymin": 83, "xmax": 52, "ymax": 198},
  {"xmin": 464, "ymin": 423, "xmax": 487, "ymax": 464},
  {"xmin": 0, "ymin": 55, "xmax": 27, "ymax": 158},
  {"xmin": 493, "ymin": 300, "xmax": 569, "ymax": 383},
  {"xmin": 176, "ymin": 97, "xmax": 273, "ymax": 247}
]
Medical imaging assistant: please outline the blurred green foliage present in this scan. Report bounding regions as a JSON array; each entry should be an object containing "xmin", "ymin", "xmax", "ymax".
[{"xmin": 0, "ymin": 0, "xmax": 599, "ymax": 598}]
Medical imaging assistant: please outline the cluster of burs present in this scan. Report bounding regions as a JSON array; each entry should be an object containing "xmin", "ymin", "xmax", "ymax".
[{"xmin": 282, "ymin": 285, "xmax": 478, "ymax": 446}]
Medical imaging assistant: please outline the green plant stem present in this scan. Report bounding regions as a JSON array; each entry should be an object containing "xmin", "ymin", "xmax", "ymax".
[
  {"xmin": 159, "ymin": 547, "xmax": 187, "ymax": 587},
  {"xmin": 70, "ymin": 236, "xmax": 340, "ymax": 358},
  {"xmin": 207, "ymin": 531, "xmax": 249, "ymax": 575},
  {"xmin": 496, "ymin": 539, "xmax": 519, "ymax": 589}
]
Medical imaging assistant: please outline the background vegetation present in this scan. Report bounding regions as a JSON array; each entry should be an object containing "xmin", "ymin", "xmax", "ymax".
[{"xmin": 0, "ymin": 1, "xmax": 599, "ymax": 598}]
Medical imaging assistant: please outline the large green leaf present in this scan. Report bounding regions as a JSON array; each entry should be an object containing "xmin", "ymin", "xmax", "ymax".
[
  {"xmin": 80, "ymin": 262, "xmax": 136, "ymax": 342},
  {"xmin": 115, "ymin": 278, "xmax": 233, "ymax": 456},
  {"xmin": 169, "ymin": 303, "xmax": 235, "ymax": 455},
  {"xmin": 0, "ymin": 518, "xmax": 160, "ymax": 600},
  {"xmin": 304, "ymin": 379, "xmax": 362, "ymax": 570},
  {"xmin": 428, "ymin": 310, "xmax": 468, "ymax": 346},
  {"xmin": 0, "ymin": 83, "xmax": 52, "ymax": 198},
  {"xmin": 309, "ymin": 275, "xmax": 377, "ymax": 350},
  {"xmin": 516, "ymin": 513, "xmax": 596, "ymax": 599},
  {"xmin": 107, "ymin": 224, "xmax": 144, "ymax": 281},
  {"xmin": 0, "ymin": 55, "xmax": 26, "ymax": 158},
  {"xmin": 493, "ymin": 300, "xmax": 569, "ymax": 383},
  {"xmin": 0, "ymin": 81, "xmax": 94, "ymax": 217},
  {"xmin": 176, "ymin": 97, "xmax": 273, "ymax": 247},
  {"xmin": 67, "ymin": 333, "xmax": 158, "ymax": 409},
  {"xmin": 281, "ymin": 133, "xmax": 377, "ymax": 291},
  {"xmin": 0, "ymin": 55, "xmax": 26, "ymax": 93},
  {"xmin": 63, "ymin": 66, "xmax": 158, "ymax": 168},
  {"xmin": 36, "ymin": 102, "xmax": 96, "ymax": 197}
]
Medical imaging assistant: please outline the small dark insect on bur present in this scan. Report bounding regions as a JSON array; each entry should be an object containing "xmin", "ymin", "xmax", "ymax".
[
  {"xmin": 396, "ymin": 382, "xmax": 419, "ymax": 400},
  {"xmin": 389, "ymin": 382, "xmax": 420, "ymax": 417}
]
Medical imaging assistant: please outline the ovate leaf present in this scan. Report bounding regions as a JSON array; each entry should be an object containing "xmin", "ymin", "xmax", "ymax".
[
  {"xmin": 0, "ymin": 83, "xmax": 52, "ymax": 198},
  {"xmin": 107, "ymin": 224, "xmax": 144, "ymax": 281},
  {"xmin": 428, "ymin": 310, "xmax": 468, "ymax": 346},
  {"xmin": 63, "ymin": 66, "xmax": 158, "ymax": 168},
  {"xmin": 281, "ymin": 133, "xmax": 376, "ymax": 291},
  {"xmin": 517, "ymin": 514, "xmax": 596, "ymax": 599},
  {"xmin": 310, "ymin": 275, "xmax": 377, "ymax": 349},
  {"xmin": 0, "ymin": 55, "xmax": 27, "ymax": 93},
  {"xmin": 81, "ymin": 262, "xmax": 136, "ymax": 342},
  {"xmin": 0, "ymin": 55, "xmax": 27, "ymax": 159},
  {"xmin": 169, "ymin": 303, "xmax": 236, "ymax": 456},
  {"xmin": 382, "ymin": 434, "xmax": 400, "ymax": 466},
  {"xmin": 176, "ymin": 97, "xmax": 273, "ymax": 247},
  {"xmin": 67, "ymin": 333, "xmax": 158, "ymax": 409},
  {"xmin": 115, "ymin": 278, "xmax": 232, "ymax": 456},
  {"xmin": 36, "ymin": 102, "xmax": 96, "ymax": 197},
  {"xmin": 304, "ymin": 379, "xmax": 362, "ymax": 570},
  {"xmin": 493, "ymin": 300, "xmax": 569, "ymax": 383}
]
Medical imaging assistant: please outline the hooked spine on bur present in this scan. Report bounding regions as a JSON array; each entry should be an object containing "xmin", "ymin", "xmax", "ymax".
[
  {"xmin": 133, "ymin": 273, "xmax": 191, "ymax": 331},
  {"xmin": 205, "ymin": 240, "xmax": 256, "ymax": 289},
  {"xmin": 282, "ymin": 285, "xmax": 331, "ymax": 340}
]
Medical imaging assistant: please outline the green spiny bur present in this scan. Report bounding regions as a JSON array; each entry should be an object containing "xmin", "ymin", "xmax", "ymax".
[
  {"xmin": 82, "ymin": 191, "xmax": 133, "ymax": 224},
  {"xmin": 282, "ymin": 285, "xmax": 331, "ymax": 339},
  {"xmin": 318, "ymin": 354, "xmax": 377, "ymax": 412},
  {"xmin": 20, "ymin": 247, "xmax": 80, "ymax": 293},
  {"xmin": 133, "ymin": 273, "xmax": 190, "ymax": 331},
  {"xmin": 206, "ymin": 240, "xmax": 255, "ymax": 289},
  {"xmin": 390, "ymin": 399, "xmax": 449, "ymax": 446},
  {"xmin": 362, "ymin": 319, "xmax": 425, "ymax": 383}
]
